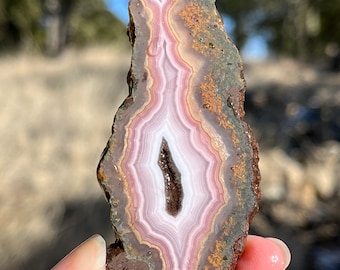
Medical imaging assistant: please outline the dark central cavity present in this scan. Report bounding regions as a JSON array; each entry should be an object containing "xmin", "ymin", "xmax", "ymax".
[{"xmin": 158, "ymin": 138, "xmax": 183, "ymax": 217}]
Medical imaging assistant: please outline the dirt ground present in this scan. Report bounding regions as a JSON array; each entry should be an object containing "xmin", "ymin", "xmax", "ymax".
[{"xmin": 1, "ymin": 46, "xmax": 339, "ymax": 269}]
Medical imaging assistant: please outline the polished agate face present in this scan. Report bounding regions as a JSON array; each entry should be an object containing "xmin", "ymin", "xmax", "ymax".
[{"xmin": 97, "ymin": 0, "xmax": 260, "ymax": 269}]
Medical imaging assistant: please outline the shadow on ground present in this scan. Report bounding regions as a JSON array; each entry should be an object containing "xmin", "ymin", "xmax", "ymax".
[{"xmin": 14, "ymin": 198, "xmax": 113, "ymax": 270}]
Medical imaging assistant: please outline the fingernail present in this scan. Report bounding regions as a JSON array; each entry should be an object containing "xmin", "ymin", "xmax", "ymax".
[
  {"xmin": 91, "ymin": 234, "xmax": 107, "ymax": 270},
  {"xmin": 268, "ymin": 238, "xmax": 291, "ymax": 269},
  {"xmin": 51, "ymin": 234, "xmax": 107, "ymax": 270}
]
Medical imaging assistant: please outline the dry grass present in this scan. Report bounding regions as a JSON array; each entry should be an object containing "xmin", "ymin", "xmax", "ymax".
[{"xmin": 0, "ymin": 45, "xmax": 130, "ymax": 269}]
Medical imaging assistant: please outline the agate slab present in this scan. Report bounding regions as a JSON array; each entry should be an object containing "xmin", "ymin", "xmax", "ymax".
[{"xmin": 97, "ymin": 0, "xmax": 260, "ymax": 269}]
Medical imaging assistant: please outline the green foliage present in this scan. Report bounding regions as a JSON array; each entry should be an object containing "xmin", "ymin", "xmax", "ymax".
[
  {"xmin": 316, "ymin": 1, "xmax": 340, "ymax": 50},
  {"xmin": 70, "ymin": 3, "xmax": 127, "ymax": 47},
  {"xmin": 0, "ymin": 0, "xmax": 43, "ymax": 51},
  {"xmin": 216, "ymin": 0, "xmax": 340, "ymax": 61},
  {"xmin": 0, "ymin": 0, "xmax": 126, "ymax": 54},
  {"xmin": 216, "ymin": 0, "xmax": 258, "ymax": 49}
]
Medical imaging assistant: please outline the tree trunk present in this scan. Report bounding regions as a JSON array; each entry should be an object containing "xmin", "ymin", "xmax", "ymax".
[{"xmin": 44, "ymin": 0, "xmax": 72, "ymax": 56}]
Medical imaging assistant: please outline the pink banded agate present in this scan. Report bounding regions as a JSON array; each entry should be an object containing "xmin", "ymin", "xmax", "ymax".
[{"xmin": 97, "ymin": 0, "xmax": 260, "ymax": 269}]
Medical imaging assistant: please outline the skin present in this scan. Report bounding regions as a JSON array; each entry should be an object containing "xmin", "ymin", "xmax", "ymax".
[{"xmin": 52, "ymin": 234, "xmax": 291, "ymax": 270}]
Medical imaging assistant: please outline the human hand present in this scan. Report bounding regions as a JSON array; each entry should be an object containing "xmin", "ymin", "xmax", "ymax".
[
  {"xmin": 51, "ymin": 235, "xmax": 106, "ymax": 270},
  {"xmin": 236, "ymin": 235, "xmax": 291, "ymax": 270},
  {"xmin": 52, "ymin": 234, "xmax": 291, "ymax": 270}
]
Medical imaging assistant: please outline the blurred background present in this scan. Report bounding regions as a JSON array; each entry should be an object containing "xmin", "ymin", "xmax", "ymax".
[{"xmin": 0, "ymin": 0, "xmax": 339, "ymax": 269}]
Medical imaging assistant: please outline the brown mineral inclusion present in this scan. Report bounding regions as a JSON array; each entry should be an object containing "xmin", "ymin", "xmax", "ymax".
[
  {"xmin": 97, "ymin": 0, "xmax": 260, "ymax": 269},
  {"xmin": 158, "ymin": 138, "xmax": 183, "ymax": 217}
]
